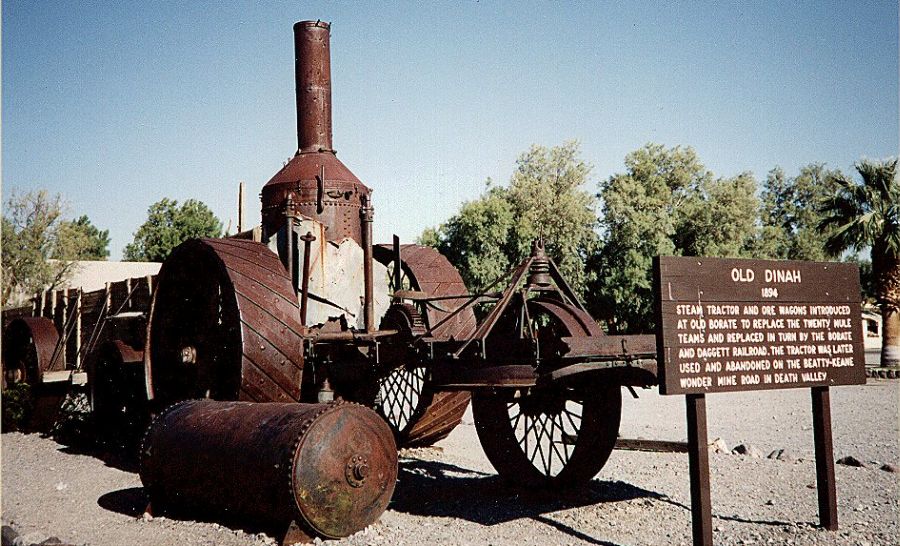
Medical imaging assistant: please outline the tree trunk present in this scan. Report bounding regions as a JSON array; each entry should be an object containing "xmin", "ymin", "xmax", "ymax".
[{"xmin": 882, "ymin": 306, "xmax": 900, "ymax": 367}]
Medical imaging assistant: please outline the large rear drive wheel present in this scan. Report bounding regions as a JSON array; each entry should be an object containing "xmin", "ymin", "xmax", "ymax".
[{"xmin": 146, "ymin": 238, "xmax": 306, "ymax": 408}]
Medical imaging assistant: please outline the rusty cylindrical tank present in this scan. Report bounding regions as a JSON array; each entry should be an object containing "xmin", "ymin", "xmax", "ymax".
[
  {"xmin": 139, "ymin": 400, "xmax": 397, "ymax": 539},
  {"xmin": 261, "ymin": 20, "xmax": 371, "ymax": 243}
]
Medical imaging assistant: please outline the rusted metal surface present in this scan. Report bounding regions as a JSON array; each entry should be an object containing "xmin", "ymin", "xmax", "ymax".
[
  {"xmin": 373, "ymin": 244, "xmax": 476, "ymax": 447},
  {"xmin": 89, "ymin": 339, "xmax": 148, "ymax": 446},
  {"xmin": 374, "ymin": 244, "xmax": 477, "ymax": 341},
  {"xmin": 145, "ymin": 238, "xmax": 306, "ymax": 407},
  {"xmin": 1, "ymin": 316, "xmax": 68, "ymax": 431},
  {"xmin": 140, "ymin": 399, "xmax": 397, "ymax": 539},
  {"xmin": 559, "ymin": 334, "xmax": 657, "ymax": 359},
  {"xmin": 2, "ymin": 317, "xmax": 62, "ymax": 385},
  {"xmin": 361, "ymin": 196, "xmax": 375, "ymax": 332},
  {"xmin": 294, "ymin": 20, "xmax": 333, "ymax": 154},
  {"xmin": 262, "ymin": 21, "xmax": 371, "ymax": 242}
]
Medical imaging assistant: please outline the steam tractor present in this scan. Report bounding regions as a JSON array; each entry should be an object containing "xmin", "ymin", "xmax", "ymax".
[{"xmin": 3, "ymin": 21, "xmax": 659, "ymax": 491}]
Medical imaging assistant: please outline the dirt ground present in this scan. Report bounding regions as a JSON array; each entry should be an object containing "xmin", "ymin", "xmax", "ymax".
[{"xmin": 2, "ymin": 379, "xmax": 898, "ymax": 546}]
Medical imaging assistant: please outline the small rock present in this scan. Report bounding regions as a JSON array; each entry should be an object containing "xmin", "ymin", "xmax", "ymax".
[
  {"xmin": 2, "ymin": 526, "xmax": 19, "ymax": 546},
  {"xmin": 54, "ymin": 482, "xmax": 68, "ymax": 491},
  {"xmin": 879, "ymin": 463, "xmax": 898, "ymax": 473},
  {"xmin": 709, "ymin": 438, "xmax": 728, "ymax": 453},
  {"xmin": 732, "ymin": 444, "xmax": 763, "ymax": 458},
  {"xmin": 765, "ymin": 499, "xmax": 775, "ymax": 506},
  {"xmin": 836, "ymin": 455, "xmax": 865, "ymax": 467},
  {"xmin": 142, "ymin": 512, "xmax": 153, "ymax": 521}
]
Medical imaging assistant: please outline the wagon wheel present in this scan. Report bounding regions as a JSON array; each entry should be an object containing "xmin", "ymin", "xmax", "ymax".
[
  {"xmin": 89, "ymin": 340, "xmax": 149, "ymax": 447},
  {"xmin": 2, "ymin": 317, "xmax": 62, "ymax": 387},
  {"xmin": 2, "ymin": 317, "xmax": 68, "ymax": 431},
  {"xmin": 472, "ymin": 298, "xmax": 622, "ymax": 488},
  {"xmin": 373, "ymin": 244, "xmax": 477, "ymax": 447},
  {"xmin": 146, "ymin": 238, "xmax": 306, "ymax": 409}
]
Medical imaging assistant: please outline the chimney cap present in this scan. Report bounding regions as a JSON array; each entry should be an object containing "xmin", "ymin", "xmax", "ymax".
[{"xmin": 294, "ymin": 20, "xmax": 330, "ymax": 31}]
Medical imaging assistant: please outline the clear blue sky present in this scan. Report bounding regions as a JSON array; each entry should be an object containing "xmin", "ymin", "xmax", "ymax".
[{"xmin": 3, "ymin": 1, "xmax": 897, "ymax": 259}]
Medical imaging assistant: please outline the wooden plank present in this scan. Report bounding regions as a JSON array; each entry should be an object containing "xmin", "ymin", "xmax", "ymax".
[
  {"xmin": 686, "ymin": 393, "xmax": 713, "ymax": 546},
  {"xmin": 614, "ymin": 438, "xmax": 689, "ymax": 453},
  {"xmin": 812, "ymin": 387, "xmax": 838, "ymax": 530}
]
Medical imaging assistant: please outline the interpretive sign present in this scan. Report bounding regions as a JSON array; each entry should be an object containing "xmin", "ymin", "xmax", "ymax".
[{"xmin": 655, "ymin": 256, "xmax": 865, "ymax": 395}]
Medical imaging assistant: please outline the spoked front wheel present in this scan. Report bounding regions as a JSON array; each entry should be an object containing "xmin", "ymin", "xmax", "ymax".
[{"xmin": 472, "ymin": 381, "xmax": 621, "ymax": 488}]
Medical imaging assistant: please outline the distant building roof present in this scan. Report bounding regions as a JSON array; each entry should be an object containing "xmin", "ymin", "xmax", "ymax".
[{"xmin": 62, "ymin": 260, "xmax": 161, "ymax": 292}]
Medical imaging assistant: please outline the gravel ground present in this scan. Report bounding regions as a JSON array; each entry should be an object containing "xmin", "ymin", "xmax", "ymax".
[{"xmin": 2, "ymin": 379, "xmax": 897, "ymax": 546}]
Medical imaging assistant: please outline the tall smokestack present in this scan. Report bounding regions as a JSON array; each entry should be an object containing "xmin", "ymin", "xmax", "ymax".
[
  {"xmin": 262, "ymin": 21, "xmax": 370, "ymax": 244},
  {"xmin": 294, "ymin": 21, "xmax": 333, "ymax": 153}
]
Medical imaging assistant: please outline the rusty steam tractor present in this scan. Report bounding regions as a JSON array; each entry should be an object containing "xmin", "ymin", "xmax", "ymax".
[{"xmin": 2, "ymin": 21, "xmax": 659, "ymax": 539}]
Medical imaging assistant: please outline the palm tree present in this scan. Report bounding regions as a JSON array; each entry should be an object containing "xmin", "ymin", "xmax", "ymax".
[{"xmin": 820, "ymin": 158, "xmax": 899, "ymax": 366}]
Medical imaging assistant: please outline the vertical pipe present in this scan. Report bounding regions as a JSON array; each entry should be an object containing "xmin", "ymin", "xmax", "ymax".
[
  {"xmin": 392, "ymin": 235, "xmax": 401, "ymax": 298},
  {"xmin": 238, "ymin": 181, "xmax": 245, "ymax": 234},
  {"xmin": 361, "ymin": 196, "xmax": 375, "ymax": 332},
  {"xmin": 61, "ymin": 288, "xmax": 69, "ymax": 366},
  {"xmin": 294, "ymin": 21, "xmax": 333, "ymax": 153},
  {"xmin": 299, "ymin": 232, "xmax": 315, "ymax": 327},
  {"xmin": 285, "ymin": 197, "xmax": 295, "ymax": 292},
  {"xmin": 75, "ymin": 290, "xmax": 82, "ymax": 370}
]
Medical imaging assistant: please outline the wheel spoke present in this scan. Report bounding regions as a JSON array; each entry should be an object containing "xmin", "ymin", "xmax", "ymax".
[{"xmin": 378, "ymin": 365, "xmax": 427, "ymax": 432}]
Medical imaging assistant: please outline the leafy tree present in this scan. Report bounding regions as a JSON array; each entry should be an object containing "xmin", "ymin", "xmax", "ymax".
[
  {"xmin": 591, "ymin": 144, "xmax": 760, "ymax": 333},
  {"xmin": 757, "ymin": 164, "xmax": 842, "ymax": 261},
  {"xmin": 124, "ymin": 198, "xmax": 223, "ymax": 262},
  {"xmin": 55, "ymin": 215, "xmax": 110, "ymax": 260},
  {"xmin": 420, "ymin": 141, "xmax": 598, "ymax": 295},
  {"xmin": 820, "ymin": 158, "xmax": 899, "ymax": 366},
  {"xmin": 1, "ymin": 190, "xmax": 103, "ymax": 307}
]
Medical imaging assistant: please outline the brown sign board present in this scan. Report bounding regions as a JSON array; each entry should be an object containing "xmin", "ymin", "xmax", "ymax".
[{"xmin": 654, "ymin": 256, "xmax": 865, "ymax": 395}]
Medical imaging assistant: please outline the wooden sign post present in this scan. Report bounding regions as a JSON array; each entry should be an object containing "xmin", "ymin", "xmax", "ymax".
[{"xmin": 654, "ymin": 256, "xmax": 865, "ymax": 545}]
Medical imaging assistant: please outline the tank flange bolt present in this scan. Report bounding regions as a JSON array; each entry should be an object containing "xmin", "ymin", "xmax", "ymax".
[
  {"xmin": 346, "ymin": 454, "xmax": 369, "ymax": 487},
  {"xmin": 180, "ymin": 346, "xmax": 197, "ymax": 364}
]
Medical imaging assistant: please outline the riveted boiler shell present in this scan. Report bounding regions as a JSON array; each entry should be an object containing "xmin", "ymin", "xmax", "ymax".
[
  {"xmin": 145, "ymin": 238, "xmax": 305, "ymax": 407},
  {"xmin": 140, "ymin": 400, "xmax": 397, "ymax": 539}
]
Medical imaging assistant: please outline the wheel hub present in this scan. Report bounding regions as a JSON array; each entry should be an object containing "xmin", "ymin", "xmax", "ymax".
[{"xmin": 518, "ymin": 388, "xmax": 567, "ymax": 416}]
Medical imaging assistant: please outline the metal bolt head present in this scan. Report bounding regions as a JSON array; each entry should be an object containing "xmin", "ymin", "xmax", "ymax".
[{"xmin": 180, "ymin": 346, "xmax": 197, "ymax": 364}]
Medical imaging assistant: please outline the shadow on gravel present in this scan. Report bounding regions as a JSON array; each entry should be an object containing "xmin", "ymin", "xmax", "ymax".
[
  {"xmin": 57, "ymin": 443, "xmax": 141, "ymax": 473},
  {"xmin": 98, "ymin": 486, "xmax": 278, "ymax": 537},
  {"xmin": 98, "ymin": 487, "xmax": 148, "ymax": 517},
  {"xmin": 390, "ymin": 458, "xmax": 661, "ymax": 545},
  {"xmin": 654, "ymin": 496, "xmax": 796, "ymax": 527}
]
